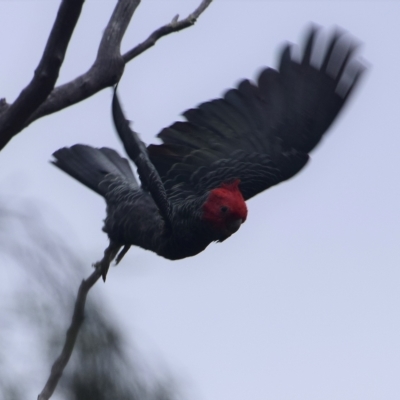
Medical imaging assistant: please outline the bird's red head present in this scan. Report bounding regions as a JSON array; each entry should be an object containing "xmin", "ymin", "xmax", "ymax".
[{"xmin": 202, "ymin": 180, "xmax": 247, "ymax": 238}]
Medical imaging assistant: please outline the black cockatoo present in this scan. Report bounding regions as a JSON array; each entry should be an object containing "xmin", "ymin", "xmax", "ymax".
[{"xmin": 52, "ymin": 28, "xmax": 364, "ymax": 280}]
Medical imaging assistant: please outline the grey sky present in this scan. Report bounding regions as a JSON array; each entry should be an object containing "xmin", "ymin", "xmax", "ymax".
[{"xmin": 0, "ymin": 1, "xmax": 399, "ymax": 399}]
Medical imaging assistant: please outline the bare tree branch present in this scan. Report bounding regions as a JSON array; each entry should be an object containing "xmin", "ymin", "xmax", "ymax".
[
  {"xmin": 123, "ymin": 0, "xmax": 213, "ymax": 62},
  {"xmin": 37, "ymin": 267, "xmax": 102, "ymax": 400},
  {"xmin": 26, "ymin": 0, "xmax": 141, "ymax": 128},
  {"xmin": 0, "ymin": 0, "xmax": 85, "ymax": 150},
  {"xmin": 0, "ymin": 0, "xmax": 212, "ymax": 151}
]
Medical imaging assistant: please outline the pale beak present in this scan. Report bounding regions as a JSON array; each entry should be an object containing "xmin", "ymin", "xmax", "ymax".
[{"xmin": 226, "ymin": 218, "xmax": 243, "ymax": 234}]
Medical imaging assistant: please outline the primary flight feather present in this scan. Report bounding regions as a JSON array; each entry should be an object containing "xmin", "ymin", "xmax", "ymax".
[{"xmin": 52, "ymin": 27, "xmax": 364, "ymax": 280}]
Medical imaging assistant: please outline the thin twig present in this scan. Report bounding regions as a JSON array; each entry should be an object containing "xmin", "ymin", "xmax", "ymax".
[
  {"xmin": 0, "ymin": 0, "xmax": 85, "ymax": 150},
  {"xmin": 123, "ymin": 0, "xmax": 213, "ymax": 62},
  {"xmin": 37, "ymin": 267, "xmax": 103, "ymax": 400}
]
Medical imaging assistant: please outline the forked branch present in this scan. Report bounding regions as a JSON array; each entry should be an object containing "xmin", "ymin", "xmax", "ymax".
[
  {"xmin": 26, "ymin": 0, "xmax": 141, "ymax": 130},
  {"xmin": 0, "ymin": 0, "xmax": 213, "ymax": 151}
]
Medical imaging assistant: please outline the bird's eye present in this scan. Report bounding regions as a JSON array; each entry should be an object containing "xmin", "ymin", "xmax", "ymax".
[{"xmin": 220, "ymin": 206, "xmax": 229, "ymax": 213}]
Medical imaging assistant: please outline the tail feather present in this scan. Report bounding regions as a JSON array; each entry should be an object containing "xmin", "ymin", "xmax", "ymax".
[
  {"xmin": 98, "ymin": 147, "xmax": 136, "ymax": 181},
  {"xmin": 52, "ymin": 144, "xmax": 137, "ymax": 196}
]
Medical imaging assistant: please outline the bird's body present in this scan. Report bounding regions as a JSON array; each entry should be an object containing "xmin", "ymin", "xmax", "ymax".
[
  {"xmin": 102, "ymin": 178, "xmax": 219, "ymax": 260},
  {"xmin": 52, "ymin": 28, "xmax": 364, "ymax": 280},
  {"xmin": 55, "ymin": 144, "xmax": 247, "ymax": 263}
]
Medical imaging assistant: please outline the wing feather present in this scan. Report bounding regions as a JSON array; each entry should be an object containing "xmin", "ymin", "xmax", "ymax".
[{"xmin": 147, "ymin": 27, "xmax": 364, "ymax": 201}]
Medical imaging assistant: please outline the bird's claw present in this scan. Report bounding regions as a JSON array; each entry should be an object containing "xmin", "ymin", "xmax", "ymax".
[{"xmin": 92, "ymin": 260, "xmax": 110, "ymax": 282}]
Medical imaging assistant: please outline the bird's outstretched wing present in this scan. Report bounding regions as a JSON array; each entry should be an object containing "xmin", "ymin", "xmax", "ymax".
[
  {"xmin": 112, "ymin": 92, "xmax": 172, "ymax": 224},
  {"xmin": 147, "ymin": 28, "xmax": 365, "ymax": 202}
]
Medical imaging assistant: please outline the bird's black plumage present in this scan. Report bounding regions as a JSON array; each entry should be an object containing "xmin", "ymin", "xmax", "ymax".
[
  {"xmin": 148, "ymin": 28, "xmax": 364, "ymax": 202},
  {"xmin": 52, "ymin": 27, "xmax": 364, "ymax": 280}
]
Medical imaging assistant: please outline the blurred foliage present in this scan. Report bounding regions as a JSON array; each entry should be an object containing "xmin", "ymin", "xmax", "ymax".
[{"xmin": 0, "ymin": 201, "xmax": 180, "ymax": 400}]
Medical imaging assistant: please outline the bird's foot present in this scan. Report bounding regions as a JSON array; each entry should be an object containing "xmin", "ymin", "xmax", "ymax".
[
  {"xmin": 93, "ymin": 259, "xmax": 111, "ymax": 282},
  {"xmin": 115, "ymin": 245, "xmax": 131, "ymax": 265},
  {"xmin": 93, "ymin": 241, "xmax": 122, "ymax": 282}
]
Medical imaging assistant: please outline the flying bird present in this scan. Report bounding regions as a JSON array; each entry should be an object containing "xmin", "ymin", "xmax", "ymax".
[{"xmin": 52, "ymin": 28, "xmax": 364, "ymax": 280}]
